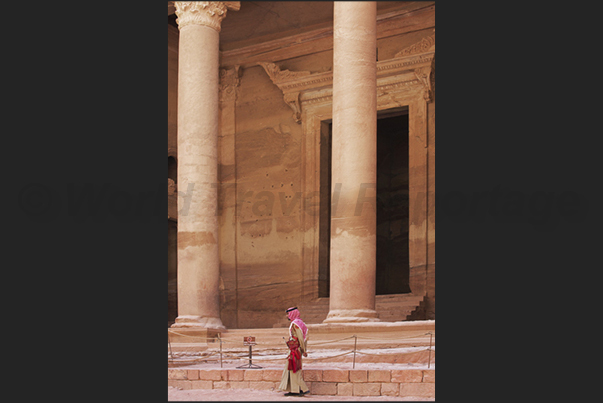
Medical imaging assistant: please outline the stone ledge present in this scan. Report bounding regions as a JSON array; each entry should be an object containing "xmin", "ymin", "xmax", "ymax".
[{"xmin": 167, "ymin": 368, "xmax": 435, "ymax": 397}]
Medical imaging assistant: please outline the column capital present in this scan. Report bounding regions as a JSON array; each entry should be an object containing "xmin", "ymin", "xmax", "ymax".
[{"xmin": 174, "ymin": 1, "xmax": 240, "ymax": 32}]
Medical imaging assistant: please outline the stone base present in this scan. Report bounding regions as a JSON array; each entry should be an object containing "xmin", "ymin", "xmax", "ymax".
[
  {"xmin": 172, "ymin": 315, "xmax": 226, "ymax": 330},
  {"xmin": 323, "ymin": 309, "xmax": 380, "ymax": 323},
  {"xmin": 167, "ymin": 368, "xmax": 435, "ymax": 398}
]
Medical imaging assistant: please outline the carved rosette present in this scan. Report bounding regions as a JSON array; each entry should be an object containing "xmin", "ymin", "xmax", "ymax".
[{"xmin": 174, "ymin": 1, "xmax": 236, "ymax": 32}]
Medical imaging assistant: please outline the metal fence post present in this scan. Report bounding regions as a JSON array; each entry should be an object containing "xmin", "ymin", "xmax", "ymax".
[
  {"xmin": 353, "ymin": 335, "xmax": 357, "ymax": 369},
  {"xmin": 218, "ymin": 333, "xmax": 223, "ymax": 368},
  {"xmin": 427, "ymin": 332, "xmax": 432, "ymax": 369}
]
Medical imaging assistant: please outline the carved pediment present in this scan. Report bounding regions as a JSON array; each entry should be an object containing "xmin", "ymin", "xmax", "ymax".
[{"xmin": 395, "ymin": 34, "xmax": 435, "ymax": 57}]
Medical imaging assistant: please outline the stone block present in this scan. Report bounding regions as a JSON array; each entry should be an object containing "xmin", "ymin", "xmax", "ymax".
[
  {"xmin": 213, "ymin": 381, "xmax": 230, "ymax": 389},
  {"xmin": 168, "ymin": 369, "xmax": 188, "ymax": 380},
  {"xmin": 227, "ymin": 370, "xmax": 245, "ymax": 381},
  {"xmin": 213, "ymin": 381, "xmax": 251, "ymax": 389},
  {"xmin": 244, "ymin": 369, "xmax": 264, "ymax": 381},
  {"xmin": 249, "ymin": 381, "xmax": 276, "ymax": 390},
  {"xmin": 368, "ymin": 370, "xmax": 391, "ymax": 382},
  {"xmin": 337, "ymin": 383, "xmax": 354, "ymax": 396},
  {"xmin": 353, "ymin": 383, "xmax": 381, "ymax": 396},
  {"xmin": 189, "ymin": 380, "xmax": 213, "ymax": 389},
  {"xmin": 229, "ymin": 381, "xmax": 251, "ymax": 389},
  {"xmin": 187, "ymin": 369, "xmax": 199, "ymax": 380},
  {"xmin": 391, "ymin": 369, "xmax": 423, "ymax": 383},
  {"xmin": 303, "ymin": 369, "xmax": 322, "ymax": 382},
  {"xmin": 399, "ymin": 383, "xmax": 435, "ymax": 398},
  {"xmin": 198, "ymin": 369, "xmax": 222, "ymax": 381},
  {"xmin": 262, "ymin": 369, "xmax": 283, "ymax": 382},
  {"xmin": 349, "ymin": 370, "xmax": 368, "ymax": 383},
  {"xmin": 381, "ymin": 383, "xmax": 399, "ymax": 396},
  {"xmin": 422, "ymin": 369, "xmax": 435, "ymax": 383},
  {"xmin": 311, "ymin": 382, "xmax": 337, "ymax": 395},
  {"xmin": 322, "ymin": 369, "xmax": 349, "ymax": 383},
  {"xmin": 168, "ymin": 380, "xmax": 191, "ymax": 390}
]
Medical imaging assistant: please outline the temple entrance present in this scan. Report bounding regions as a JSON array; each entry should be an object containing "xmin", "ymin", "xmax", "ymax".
[
  {"xmin": 318, "ymin": 108, "xmax": 410, "ymax": 298},
  {"xmin": 376, "ymin": 109, "xmax": 410, "ymax": 294},
  {"xmin": 318, "ymin": 121, "xmax": 332, "ymax": 298}
]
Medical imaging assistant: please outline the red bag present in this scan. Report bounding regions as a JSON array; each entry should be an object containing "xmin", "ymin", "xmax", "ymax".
[{"xmin": 286, "ymin": 336, "xmax": 302, "ymax": 373}]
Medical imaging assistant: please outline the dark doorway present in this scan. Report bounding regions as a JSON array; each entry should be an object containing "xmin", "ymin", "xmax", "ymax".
[
  {"xmin": 318, "ymin": 121, "xmax": 332, "ymax": 298},
  {"xmin": 318, "ymin": 109, "xmax": 410, "ymax": 298},
  {"xmin": 376, "ymin": 109, "xmax": 410, "ymax": 294}
]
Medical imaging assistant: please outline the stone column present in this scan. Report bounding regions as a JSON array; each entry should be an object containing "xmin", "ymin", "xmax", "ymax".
[
  {"xmin": 324, "ymin": 1, "xmax": 379, "ymax": 323},
  {"xmin": 172, "ymin": 1, "xmax": 239, "ymax": 329}
]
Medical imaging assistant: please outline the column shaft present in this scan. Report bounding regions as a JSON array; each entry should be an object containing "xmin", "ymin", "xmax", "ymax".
[
  {"xmin": 173, "ymin": 2, "xmax": 232, "ymax": 329},
  {"xmin": 325, "ymin": 1, "xmax": 379, "ymax": 323}
]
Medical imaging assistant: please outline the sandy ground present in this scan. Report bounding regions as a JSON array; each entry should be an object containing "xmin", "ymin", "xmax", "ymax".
[{"xmin": 167, "ymin": 387, "xmax": 434, "ymax": 401}]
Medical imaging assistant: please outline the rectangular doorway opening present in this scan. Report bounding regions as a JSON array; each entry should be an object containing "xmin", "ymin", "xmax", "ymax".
[
  {"xmin": 318, "ymin": 120, "xmax": 332, "ymax": 298},
  {"xmin": 376, "ymin": 107, "xmax": 410, "ymax": 294},
  {"xmin": 318, "ymin": 107, "xmax": 410, "ymax": 298}
]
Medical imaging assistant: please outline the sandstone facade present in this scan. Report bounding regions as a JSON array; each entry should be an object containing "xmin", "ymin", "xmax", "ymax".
[{"xmin": 168, "ymin": 1, "xmax": 435, "ymax": 329}]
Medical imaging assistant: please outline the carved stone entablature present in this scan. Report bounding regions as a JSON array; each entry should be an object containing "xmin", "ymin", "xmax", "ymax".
[
  {"xmin": 259, "ymin": 39, "xmax": 435, "ymax": 121},
  {"xmin": 174, "ymin": 1, "xmax": 240, "ymax": 32}
]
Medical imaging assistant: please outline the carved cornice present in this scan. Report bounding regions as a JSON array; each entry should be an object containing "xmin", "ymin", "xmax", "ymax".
[
  {"xmin": 258, "ymin": 63, "xmax": 315, "ymax": 123},
  {"xmin": 259, "ymin": 41, "xmax": 435, "ymax": 121},
  {"xmin": 174, "ymin": 1, "xmax": 240, "ymax": 32},
  {"xmin": 258, "ymin": 63, "xmax": 313, "ymax": 85}
]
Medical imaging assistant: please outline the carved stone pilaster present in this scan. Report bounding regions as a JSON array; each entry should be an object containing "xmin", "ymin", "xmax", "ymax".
[
  {"xmin": 219, "ymin": 65, "xmax": 241, "ymax": 101},
  {"xmin": 174, "ymin": 1, "xmax": 240, "ymax": 32}
]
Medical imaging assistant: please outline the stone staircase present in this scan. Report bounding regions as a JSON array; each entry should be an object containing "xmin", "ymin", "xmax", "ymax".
[
  {"xmin": 273, "ymin": 294, "xmax": 425, "ymax": 327},
  {"xmin": 376, "ymin": 294, "xmax": 425, "ymax": 322}
]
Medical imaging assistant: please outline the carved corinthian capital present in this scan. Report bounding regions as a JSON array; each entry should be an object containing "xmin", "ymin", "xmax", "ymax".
[{"xmin": 174, "ymin": 1, "xmax": 240, "ymax": 32}]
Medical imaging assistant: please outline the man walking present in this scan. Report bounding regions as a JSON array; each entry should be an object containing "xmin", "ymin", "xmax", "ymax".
[{"xmin": 278, "ymin": 307, "xmax": 310, "ymax": 396}]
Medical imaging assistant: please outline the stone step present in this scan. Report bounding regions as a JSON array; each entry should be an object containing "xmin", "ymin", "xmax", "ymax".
[{"xmin": 175, "ymin": 322, "xmax": 435, "ymax": 352}]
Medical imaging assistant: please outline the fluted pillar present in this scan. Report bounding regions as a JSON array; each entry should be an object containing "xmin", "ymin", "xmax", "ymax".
[
  {"xmin": 172, "ymin": 1, "xmax": 239, "ymax": 329},
  {"xmin": 324, "ymin": 1, "xmax": 379, "ymax": 323}
]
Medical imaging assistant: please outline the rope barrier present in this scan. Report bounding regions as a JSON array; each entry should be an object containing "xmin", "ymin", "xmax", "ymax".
[
  {"xmin": 167, "ymin": 330, "xmax": 208, "ymax": 339},
  {"xmin": 305, "ymin": 335, "xmax": 356, "ymax": 346},
  {"xmin": 354, "ymin": 348, "xmax": 431, "ymax": 356},
  {"xmin": 169, "ymin": 329, "xmax": 434, "ymax": 368},
  {"xmin": 354, "ymin": 332, "xmax": 434, "ymax": 341},
  {"xmin": 304, "ymin": 351, "xmax": 355, "ymax": 361},
  {"xmin": 169, "ymin": 333, "xmax": 432, "ymax": 343}
]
